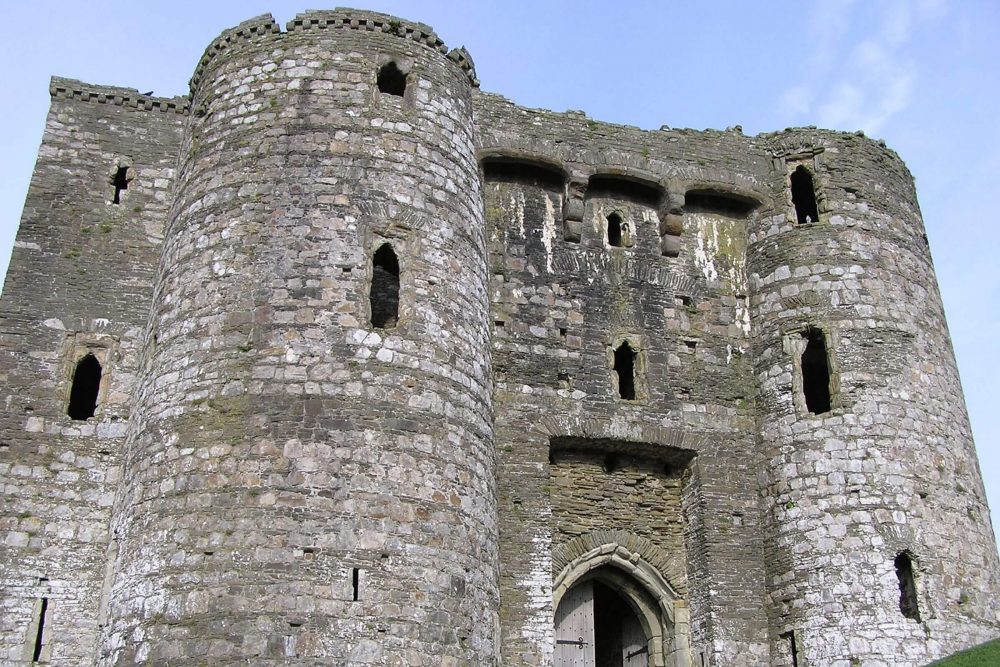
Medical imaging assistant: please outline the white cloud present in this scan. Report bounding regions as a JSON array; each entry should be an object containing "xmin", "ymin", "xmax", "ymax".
[
  {"xmin": 779, "ymin": 86, "xmax": 814, "ymax": 117},
  {"xmin": 777, "ymin": 0, "xmax": 945, "ymax": 134}
]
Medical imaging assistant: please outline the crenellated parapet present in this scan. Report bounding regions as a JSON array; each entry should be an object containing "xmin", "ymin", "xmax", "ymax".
[{"xmin": 49, "ymin": 76, "xmax": 189, "ymax": 114}]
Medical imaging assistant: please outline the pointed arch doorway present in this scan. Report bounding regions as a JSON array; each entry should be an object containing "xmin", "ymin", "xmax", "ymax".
[
  {"xmin": 553, "ymin": 550, "xmax": 692, "ymax": 667},
  {"xmin": 555, "ymin": 576, "xmax": 649, "ymax": 666}
]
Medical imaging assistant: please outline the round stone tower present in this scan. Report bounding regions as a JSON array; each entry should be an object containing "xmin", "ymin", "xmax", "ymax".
[
  {"xmin": 750, "ymin": 129, "xmax": 1000, "ymax": 665},
  {"xmin": 100, "ymin": 11, "xmax": 497, "ymax": 665}
]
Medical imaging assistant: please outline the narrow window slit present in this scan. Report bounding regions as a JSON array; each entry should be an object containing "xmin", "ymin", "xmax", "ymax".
[
  {"xmin": 377, "ymin": 62, "xmax": 406, "ymax": 97},
  {"xmin": 607, "ymin": 213, "xmax": 624, "ymax": 247},
  {"xmin": 780, "ymin": 630, "xmax": 799, "ymax": 667},
  {"xmin": 352, "ymin": 568, "xmax": 362, "ymax": 601},
  {"xmin": 67, "ymin": 354, "xmax": 102, "ymax": 420},
  {"xmin": 370, "ymin": 244, "xmax": 399, "ymax": 329},
  {"xmin": 801, "ymin": 328, "xmax": 832, "ymax": 414},
  {"xmin": 603, "ymin": 453, "xmax": 619, "ymax": 473},
  {"xmin": 112, "ymin": 167, "xmax": 129, "ymax": 205},
  {"xmin": 790, "ymin": 165, "xmax": 819, "ymax": 224},
  {"xmin": 32, "ymin": 597, "xmax": 49, "ymax": 663},
  {"xmin": 895, "ymin": 552, "xmax": 921, "ymax": 621},
  {"xmin": 613, "ymin": 341, "xmax": 636, "ymax": 400}
]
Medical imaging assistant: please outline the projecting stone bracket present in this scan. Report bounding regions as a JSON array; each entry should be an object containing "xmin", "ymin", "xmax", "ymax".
[{"xmin": 562, "ymin": 178, "xmax": 587, "ymax": 243}]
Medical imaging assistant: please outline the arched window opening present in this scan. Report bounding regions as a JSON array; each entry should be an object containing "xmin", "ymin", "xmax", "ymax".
[
  {"xmin": 370, "ymin": 244, "xmax": 400, "ymax": 329},
  {"xmin": 587, "ymin": 175, "xmax": 663, "ymax": 206},
  {"xmin": 67, "ymin": 354, "xmax": 102, "ymax": 420},
  {"xmin": 790, "ymin": 165, "xmax": 819, "ymax": 224},
  {"xmin": 607, "ymin": 213, "xmax": 624, "ymax": 247},
  {"xmin": 377, "ymin": 62, "xmax": 406, "ymax": 97},
  {"xmin": 112, "ymin": 166, "xmax": 130, "ymax": 205},
  {"xmin": 684, "ymin": 190, "xmax": 758, "ymax": 217},
  {"xmin": 614, "ymin": 341, "xmax": 636, "ymax": 401},
  {"xmin": 894, "ymin": 553, "xmax": 921, "ymax": 621},
  {"xmin": 481, "ymin": 157, "xmax": 565, "ymax": 189},
  {"xmin": 801, "ymin": 328, "xmax": 831, "ymax": 415}
]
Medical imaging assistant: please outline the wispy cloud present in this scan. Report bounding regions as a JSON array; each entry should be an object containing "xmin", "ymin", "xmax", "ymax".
[{"xmin": 778, "ymin": 0, "xmax": 946, "ymax": 135}]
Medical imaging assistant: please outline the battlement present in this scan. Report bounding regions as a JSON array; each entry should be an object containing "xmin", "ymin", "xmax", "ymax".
[
  {"xmin": 190, "ymin": 8, "xmax": 477, "ymax": 96},
  {"xmin": 49, "ymin": 76, "xmax": 189, "ymax": 114}
]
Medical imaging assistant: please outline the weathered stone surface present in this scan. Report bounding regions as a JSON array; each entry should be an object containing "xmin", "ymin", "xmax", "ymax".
[{"xmin": 0, "ymin": 8, "xmax": 998, "ymax": 667}]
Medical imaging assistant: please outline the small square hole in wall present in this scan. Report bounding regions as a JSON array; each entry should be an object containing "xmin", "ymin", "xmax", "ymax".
[
  {"xmin": 676, "ymin": 295, "xmax": 692, "ymax": 307},
  {"xmin": 684, "ymin": 340, "xmax": 697, "ymax": 353},
  {"xmin": 557, "ymin": 371, "xmax": 572, "ymax": 389},
  {"xmin": 559, "ymin": 327, "xmax": 567, "ymax": 337},
  {"xmin": 377, "ymin": 61, "xmax": 407, "ymax": 97}
]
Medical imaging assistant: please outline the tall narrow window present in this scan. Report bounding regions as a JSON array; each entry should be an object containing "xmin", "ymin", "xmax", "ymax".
[
  {"xmin": 801, "ymin": 329, "xmax": 831, "ymax": 415},
  {"xmin": 780, "ymin": 631, "xmax": 799, "ymax": 667},
  {"xmin": 352, "ymin": 568, "xmax": 363, "ymax": 601},
  {"xmin": 613, "ymin": 341, "xmax": 636, "ymax": 400},
  {"xmin": 790, "ymin": 165, "xmax": 819, "ymax": 224},
  {"xmin": 895, "ymin": 553, "xmax": 921, "ymax": 621},
  {"xmin": 31, "ymin": 597, "xmax": 49, "ymax": 662},
  {"xmin": 607, "ymin": 213, "xmax": 623, "ymax": 247},
  {"xmin": 112, "ymin": 166, "xmax": 130, "ymax": 205},
  {"xmin": 370, "ymin": 244, "xmax": 399, "ymax": 329},
  {"xmin": 67, "ymin": 354, "xmax": 102, "ymax": 420},
  {"xmin": 377, "ymin": 62, "xmax": 406, "ymax": 97}
]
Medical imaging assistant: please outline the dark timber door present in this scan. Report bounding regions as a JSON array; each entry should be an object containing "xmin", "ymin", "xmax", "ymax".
[{"xmin": 621, "ymin": 611, "xmax": 647, "ymax": 665}]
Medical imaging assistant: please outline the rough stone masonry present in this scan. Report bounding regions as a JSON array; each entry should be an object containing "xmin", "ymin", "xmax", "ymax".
[{"xmin": 0, "ymin": 8, "xmax": 998, "ymax": 667}]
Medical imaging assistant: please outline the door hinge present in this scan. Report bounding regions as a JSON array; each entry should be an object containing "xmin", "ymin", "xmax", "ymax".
[{"xmin": 556, "ymin": 637, "xmax": 589, "ymax": 648}]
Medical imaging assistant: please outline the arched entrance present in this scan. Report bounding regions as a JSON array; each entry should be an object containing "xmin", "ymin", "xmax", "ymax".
[
  {"xmin": 555, "ymin": 573, "xmax": 650, "ymax": 666},
  {"xmin": 553, "ymin": 546, "xmax": 691, "ymax": 667}
]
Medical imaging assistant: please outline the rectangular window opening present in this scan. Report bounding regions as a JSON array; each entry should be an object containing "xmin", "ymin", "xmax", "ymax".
[
  {"xmin": 352, "ymin": 567, "xmax": 361, "ymax": 601},
  {"xmin": 613, "ymin": 341, "xmax": 636, "ymax": 401},
  {"xmin": 895, "ymin": 553, "xmax": 921, "ymax": 621},
  {"xmin": 112, "ymin": 166, "xmax": 129, "ymax": 205},
  {"xmin": 801, "ymin": 328, "xmax": 832, "ymax": 415}
]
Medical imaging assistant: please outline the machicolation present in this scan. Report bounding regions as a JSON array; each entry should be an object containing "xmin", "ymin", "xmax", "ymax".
[{"xmin": 1, "ymin": 8, "xmax": 998, "ymax": 667}]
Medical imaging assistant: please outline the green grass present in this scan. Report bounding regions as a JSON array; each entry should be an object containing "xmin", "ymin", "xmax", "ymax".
[{"xmin": 926, "ymin": 639, "xmax": 1000, "ymax": 666}]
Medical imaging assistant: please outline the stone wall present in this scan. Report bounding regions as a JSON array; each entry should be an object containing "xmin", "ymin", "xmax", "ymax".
[{"xmin": 0, "ymin": 80, "xmax": 184, "ymax": 664}]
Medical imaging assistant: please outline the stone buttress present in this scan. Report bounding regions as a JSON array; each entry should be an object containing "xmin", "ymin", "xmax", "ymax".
[{"xmin": 98, "ymin": 11, "xmax": 497, "ymax": 666}]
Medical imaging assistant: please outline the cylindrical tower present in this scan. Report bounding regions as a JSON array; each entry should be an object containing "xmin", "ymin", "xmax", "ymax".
[
  {"xmin": 100, "ymin": 11, "xmax": 497, "ymax": 665},
  {"xmin": 751, "ymin": 129, "xmax": 1000, "ymax": 665}
]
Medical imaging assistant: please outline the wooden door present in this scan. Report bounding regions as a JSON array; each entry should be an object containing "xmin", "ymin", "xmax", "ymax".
[
  {"xmin": 555, "ymin": 581, "xmax": 596, "ymax": 667},
  {"xmin": 621, "ymin": 609, "xmax": 648, "ymax": 666}
]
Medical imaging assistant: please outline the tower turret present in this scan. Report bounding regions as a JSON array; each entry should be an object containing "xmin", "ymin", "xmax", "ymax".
[
  {"xmin": 750, "ymin": 129, "xmax": 1000, "ymax": 664},
  {"xmin": 100, "ymin": 11, "xmax": 497, "ymax": 665}
]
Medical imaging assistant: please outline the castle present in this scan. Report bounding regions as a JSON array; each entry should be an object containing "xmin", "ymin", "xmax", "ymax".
[{"xmin": 1, "ymin": 8, "xmax": 998, "ymax": 666}]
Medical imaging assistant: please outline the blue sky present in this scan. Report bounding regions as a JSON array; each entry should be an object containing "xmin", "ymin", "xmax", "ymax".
[{"xmin": 2, "ymin": 1, "xmax": 999, "ymax": 536}]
